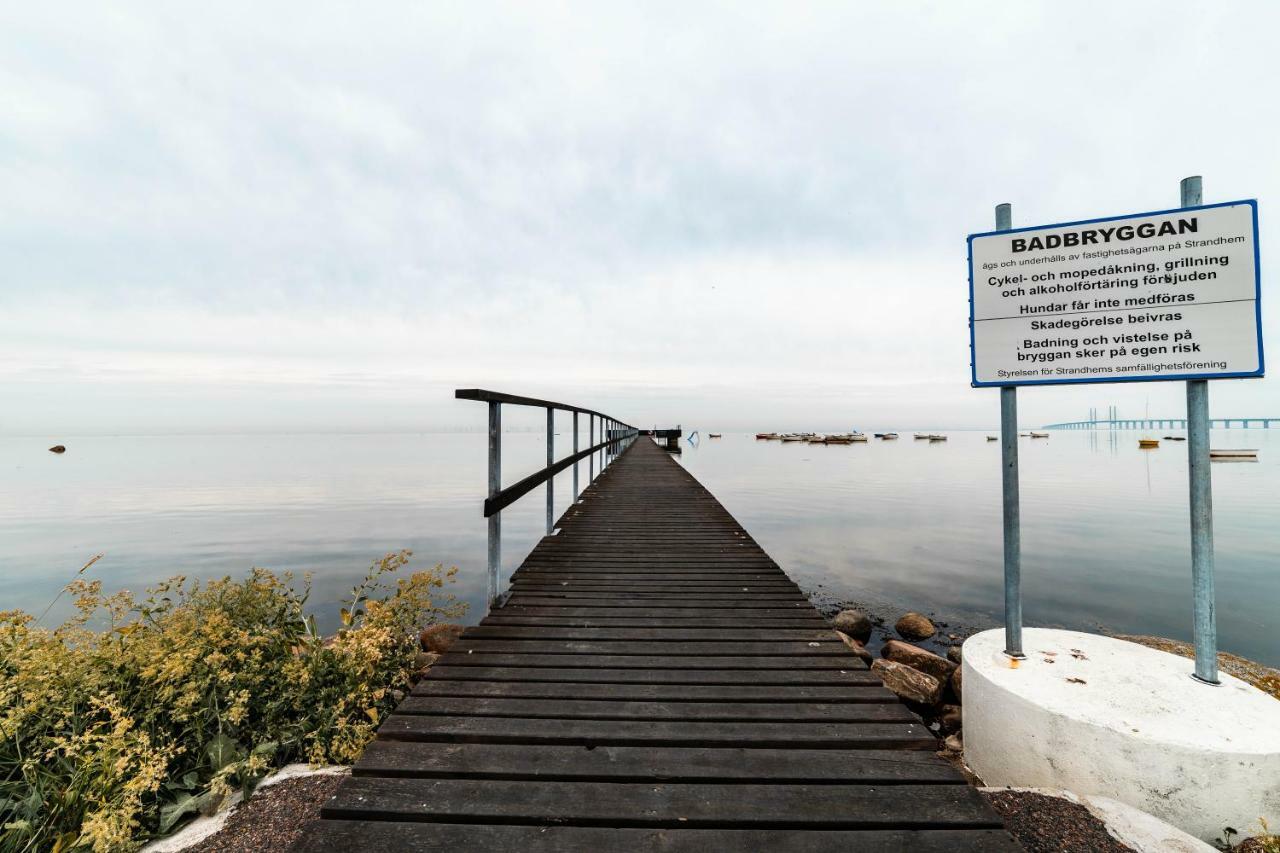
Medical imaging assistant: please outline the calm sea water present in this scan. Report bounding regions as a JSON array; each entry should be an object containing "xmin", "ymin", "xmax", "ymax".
[{"xmin": 2, "ymin": 429, "xmax": 1276, "ymax": 665}]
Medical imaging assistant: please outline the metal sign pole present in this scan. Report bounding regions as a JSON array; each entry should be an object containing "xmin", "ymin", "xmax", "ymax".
[
  {"xmin": 1181, "ymin": 175, "xmax": 1219, "ymax": 685},
  {"xmin": 996, "ymin": 202, "xmax": 1025, "ymax": 659}
]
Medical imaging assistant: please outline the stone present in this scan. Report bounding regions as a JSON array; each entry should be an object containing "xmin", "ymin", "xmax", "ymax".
[
  {"xmin": 871, "ymin": 659, "xmax": 943, "ymax": 706},
  {"xmin": 895, "ymin": 611, "xmax": 936, "ymax": 640},
  {"xmin": 947, "ymin": 645, "xmax": 963, "ymax": 664},
  {"xmin": 832, "ymin": 609, "xmax": 872, "ymax": 642},
  {"xmin": 951, "ymin": 665, "xmax": 962, "ymax": 700},
  {"xmin": 420, "ymin": 623, "xmax": 465, "ymax": 653},
  {"xmin": 943, "ymin": 733, "xmax": 963, "ymax": 753},
  {"xmin": 834, "ymin": 631, "xmax": 873, "ymax": 664},
  {"xmin": 413, "ymin": 651, "xmax": 440, "ymax": 671},
  {"xmin": 48, "ymin": 445, "xmax": 66, "ymax": 454},
  {"xmin": 938, "ymin": 703, "xmax": 963, "ymax": 734},
  {"xmin": 882, "ymin": 639, "xmax": 957, "ymax": 682}
]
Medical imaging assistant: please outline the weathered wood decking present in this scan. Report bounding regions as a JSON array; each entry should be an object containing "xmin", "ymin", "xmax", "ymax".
[{"xmin": 293, "ymin": 438, "xmax": 1017, "ymax": 851}]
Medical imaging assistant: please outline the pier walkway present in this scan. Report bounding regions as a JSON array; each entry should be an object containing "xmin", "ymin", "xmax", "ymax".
[{"xmin": 294, "ymin": 438, "xmax": 1016, "ymax": 851}]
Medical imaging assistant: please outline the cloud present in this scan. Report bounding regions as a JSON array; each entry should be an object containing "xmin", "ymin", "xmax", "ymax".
[{"xmin": 1, "ymin": 1, "xmax": 1277, "ymax": 433}]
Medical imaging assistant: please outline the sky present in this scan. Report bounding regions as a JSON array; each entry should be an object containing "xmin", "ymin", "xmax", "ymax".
[{"xmin": 2, "ymin": 1, "xmax": 1278, "ymax": 434}]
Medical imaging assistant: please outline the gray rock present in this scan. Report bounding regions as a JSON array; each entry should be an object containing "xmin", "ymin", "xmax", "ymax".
[
  {"xmin": 420, "ymin": 623, "xmax": 466, "ymax": 653},
  {"xmin": 951, "ymin": 665, "xmax": 963, "ymax": 700},
  {"xmin": 871, "ymin": 659, "xmax": 943, "ymax": 705},
  {"xmin": 834, "ymin": 630, "xmax": 873, "ymax": 664},
  {"xmin": 946, "ymin": 645, "xmax": 963, "ymax": 664},
  {"xmin": 938, "ymin": 704, "xmax": 962, "ymax": 734},
  {"xmin": 832, "ymin": 609, "xmax": 872, "ymax": 642},
  {"xmin": 943, "ymin": 733, "xmax": 963, "ymax": 753},
  {"xmin": 882, "ymin": 639, "xmax": 957, "ymax": 682},
  {"xmin": 895, "ymin": 611, "xmax": 937, "ymax": 640}
]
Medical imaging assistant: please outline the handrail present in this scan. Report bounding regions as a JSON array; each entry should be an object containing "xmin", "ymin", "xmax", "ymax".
[
  {"xmin": 455, "ymin": 389, "xmax": 635, "ymax": 429},
  {"xmin": 483, "ymin": 436, "xmax": 613, "ymax": 517},
  {"xmin": 455, "ymin": 387, "xmax": 639, "ymax": 607}
]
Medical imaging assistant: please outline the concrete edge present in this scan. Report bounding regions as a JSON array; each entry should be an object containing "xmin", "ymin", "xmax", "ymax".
[
  {"xmin": 140, "ymin": 764, "xmax": 349, "ymax": 853},
  {"xmin": 979, "ymin": 787, "xmax": 1216, "ymax": 852}
]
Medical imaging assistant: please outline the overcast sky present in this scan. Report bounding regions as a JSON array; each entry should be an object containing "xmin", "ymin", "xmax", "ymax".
[{"xmin": 2, "ymin": 1, "xmax": 1277, "ymax": 434}]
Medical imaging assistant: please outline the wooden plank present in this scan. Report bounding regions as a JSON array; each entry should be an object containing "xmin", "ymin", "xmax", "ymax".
[
  {"xmin": 293, "ymin": 821, "xmax": 1022, "ymax": 852},
  {"xmin": 320, "ymin": 778, "xmax": 1000, "ymax": 826},
  {"xmin": 449, "ymin": 640, "xmax": 846, "ymax": 656},
  {"xmin": 435, "ymin": 653, "xmax": 864, "ymax": 670},
  {"xmin": 410, "ymin": 680, "xmax": 896, "ymax": 703},
  {"xmin": 395, "ymin": 696, "xmax": 914, "ymax": 721},
  {"xmin": 462, "ymin": 626, "xmax": 839, "ymax": 642},
  {"xmin": 353, "ymin": 741, "xmax": 963, "ymax": 783},
  {"xmin": 422, "ymin": 666, "xmax": 881, "ymax": 685},
  {"xmin": 376, "ymin": 715, "xmax": 938, "ymax": 749},
  {"xmin": 496, "ymin": 607, "xmax": 827, "ymax": 620},
  {"xmin": 501, "ymin": 599, "xmax": 817, "ymax": 609},
  {"xmin": 478, "ymin": 616, "xmax": 829, "ymax": 628}
]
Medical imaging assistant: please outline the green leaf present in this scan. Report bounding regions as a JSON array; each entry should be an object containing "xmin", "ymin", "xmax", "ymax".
[
  {"xmin": 182, "ymin": 771, "xmax": 199, "ymax": 789},
  {"xmin": 158, "ymin": 790, "xmax": 218, "ymax": 834},
  {"xmin": 251, "ymin": 740, "xmax": 279, "ymax": 757},
  {"xmin": 205, "ymin": 733, "xmax": 243, "ymax": 772}
]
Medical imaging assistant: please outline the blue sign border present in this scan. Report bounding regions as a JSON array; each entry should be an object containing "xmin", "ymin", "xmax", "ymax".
[{"xmin": 967, "ymin": 199, "xmax": 1263, "ymax": 388}]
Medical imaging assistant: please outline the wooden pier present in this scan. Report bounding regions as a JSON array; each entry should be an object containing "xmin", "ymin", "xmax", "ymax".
[{"xmin": 293, "ymin": 438, "xmax": 1016, "ymax": 851}]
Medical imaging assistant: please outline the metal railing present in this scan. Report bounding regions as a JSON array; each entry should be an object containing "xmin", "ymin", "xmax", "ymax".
[{"xmin": 455, "ymin": 389, "xmax": 639, "ymax": 607}]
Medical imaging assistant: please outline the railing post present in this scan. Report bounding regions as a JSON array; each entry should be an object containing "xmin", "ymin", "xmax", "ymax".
[
  {"xmin": 546, "ymin": 407, "xmax": 554, "ymax": 535},
  {"xmin": 589, "ymin": 414, "xmax": 595, "ymax": 482},
  {"xmin": 573, "ymin": 411, "xmax": 580, "ymax": 498},
  {"xmin": 487, "ymin": 401, "xmax": 502, "ymax": 608}
]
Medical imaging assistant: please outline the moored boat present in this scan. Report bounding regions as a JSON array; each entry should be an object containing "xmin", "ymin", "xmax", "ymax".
[
  {"xmin": 928, "ymin": 434, "xmax": 947, "ymax": 441},
  {"xmin": 1163, "ymin": 436, "xmax": 1186, "ymax": 441},
  {"xmin": 755, "ymin": 432, "xmax": 779, "ymax": 440},
  {"xmin": 1139, "ymin": 439, "xmax": 1159, "ymax": 448},
  {"xmin": 709, "ymin": 433, "xmax": 722, "ymax": 439},
  {"xmin": 986, "ymin": 436, "xmax": 999, "ymax": 441},
  {"xmin": 881, "ymin": 433, "xmax": 898, "ymax": 439},
  {"xmin": 1030, "ymin": 431, "xmax": 1049, "ymax": 438},
  {"xmin": 914, "ymin": 433, "xmax": 930, "ymax": 440},
  {"xmin": 1209, "ymin": 448, "xmax": 1258, "ymax": 459}
]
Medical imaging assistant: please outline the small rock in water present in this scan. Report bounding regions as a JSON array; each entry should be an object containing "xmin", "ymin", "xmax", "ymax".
[
  {"xmin": 871, "ymin": 659, "xmax": 943, "ymax": 705},
  {"xmin": 881, "ymin": 639, "xmax": 957, "ymax": 682},
  {"xmin": 48, "ymin": 445, "xmax": 66, "ymax": 454},
  {"xmin": 834, "ymin": 631, "xmax": 874, "ymax": 664},
  {"xmin": 832, "ymin": 609, "xmax": 872, "ymax": 642},
  {"xmin": 419, "ymin": 623, "xmax": 465, "ymax": 653},
  {"xmin": 946, "ymin": 645, "xmax": 963, "ymax": 664},
  {"xmin": 895, "ymin": 611, "xmax": 937, "ymax": 641}
]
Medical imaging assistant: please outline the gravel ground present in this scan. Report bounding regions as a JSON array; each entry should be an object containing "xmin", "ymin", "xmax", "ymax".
[
  {"xmin": 983, "ymin": 790, "xmax": 1133, "ymax": 853},
  {"xmin": 185, "ymin": 775, "xmax": 344, "ymax": 853}
]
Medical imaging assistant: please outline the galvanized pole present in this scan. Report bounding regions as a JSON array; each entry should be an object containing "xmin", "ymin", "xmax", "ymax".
[
  {"xmin": 573, "ymin": 411, "xmax": 580, "ymax": 498},
  {"xmin": 487, "ymin": 401, "xmax": 502, "ymax": 608},
  {"xmin": 589, "ymin": 414, "xmax": 595, "ymax": 482},
  {"xmin": 546, "ymin": 407, "xmax": 554, "ymax": 534},
  {"xmin": 996, "ymin": 202, "xmax": 1024, "ymax": 659},
  {"xmin": 1181, "ymin": 174, "xmax": 1219, "ymax": 684}
]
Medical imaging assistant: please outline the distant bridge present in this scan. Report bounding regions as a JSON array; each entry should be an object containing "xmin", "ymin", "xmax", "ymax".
[{"xmin": 1044, "ymin": 417, "xmax": 1277, "ymax": 430}]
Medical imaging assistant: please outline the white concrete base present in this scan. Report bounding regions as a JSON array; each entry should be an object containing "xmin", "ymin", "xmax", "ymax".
[{"xmin": 963, "ymin": 628, "xmax": 1280, "ymax": 843}]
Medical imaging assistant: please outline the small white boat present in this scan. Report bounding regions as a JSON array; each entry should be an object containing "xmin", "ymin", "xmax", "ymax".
[
  {"xmin": 914, "ymin": 433, "xmax": 930, "ymax": 440},
  {"xmin": 1210, "ymin": 449, "xmax": 1258, "ymax": 459},
  {"xmin": 880, "ymin": 433, "xmax": 899, "ymax": 440},
  {"xmin": 850, "ymin": 433, "xmax": 869, "ymax": 442},
  {"xmin": 928, "ymin": 434, "xmax": 947, "ymax": 442},
  {"xmin": 1030, "ymin": 431, "xmax": 1049, "ymax": 438}
]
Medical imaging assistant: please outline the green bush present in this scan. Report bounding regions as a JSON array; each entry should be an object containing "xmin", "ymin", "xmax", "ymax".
[{"xmin": 0, "ymin": 551, "xmax": 464, "ymax": 852}]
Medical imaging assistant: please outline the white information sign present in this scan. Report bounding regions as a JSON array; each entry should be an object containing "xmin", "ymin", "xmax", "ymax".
[{"xmin": 968, "ymin": 200, "xmax": 1262, "ymax": 387}]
